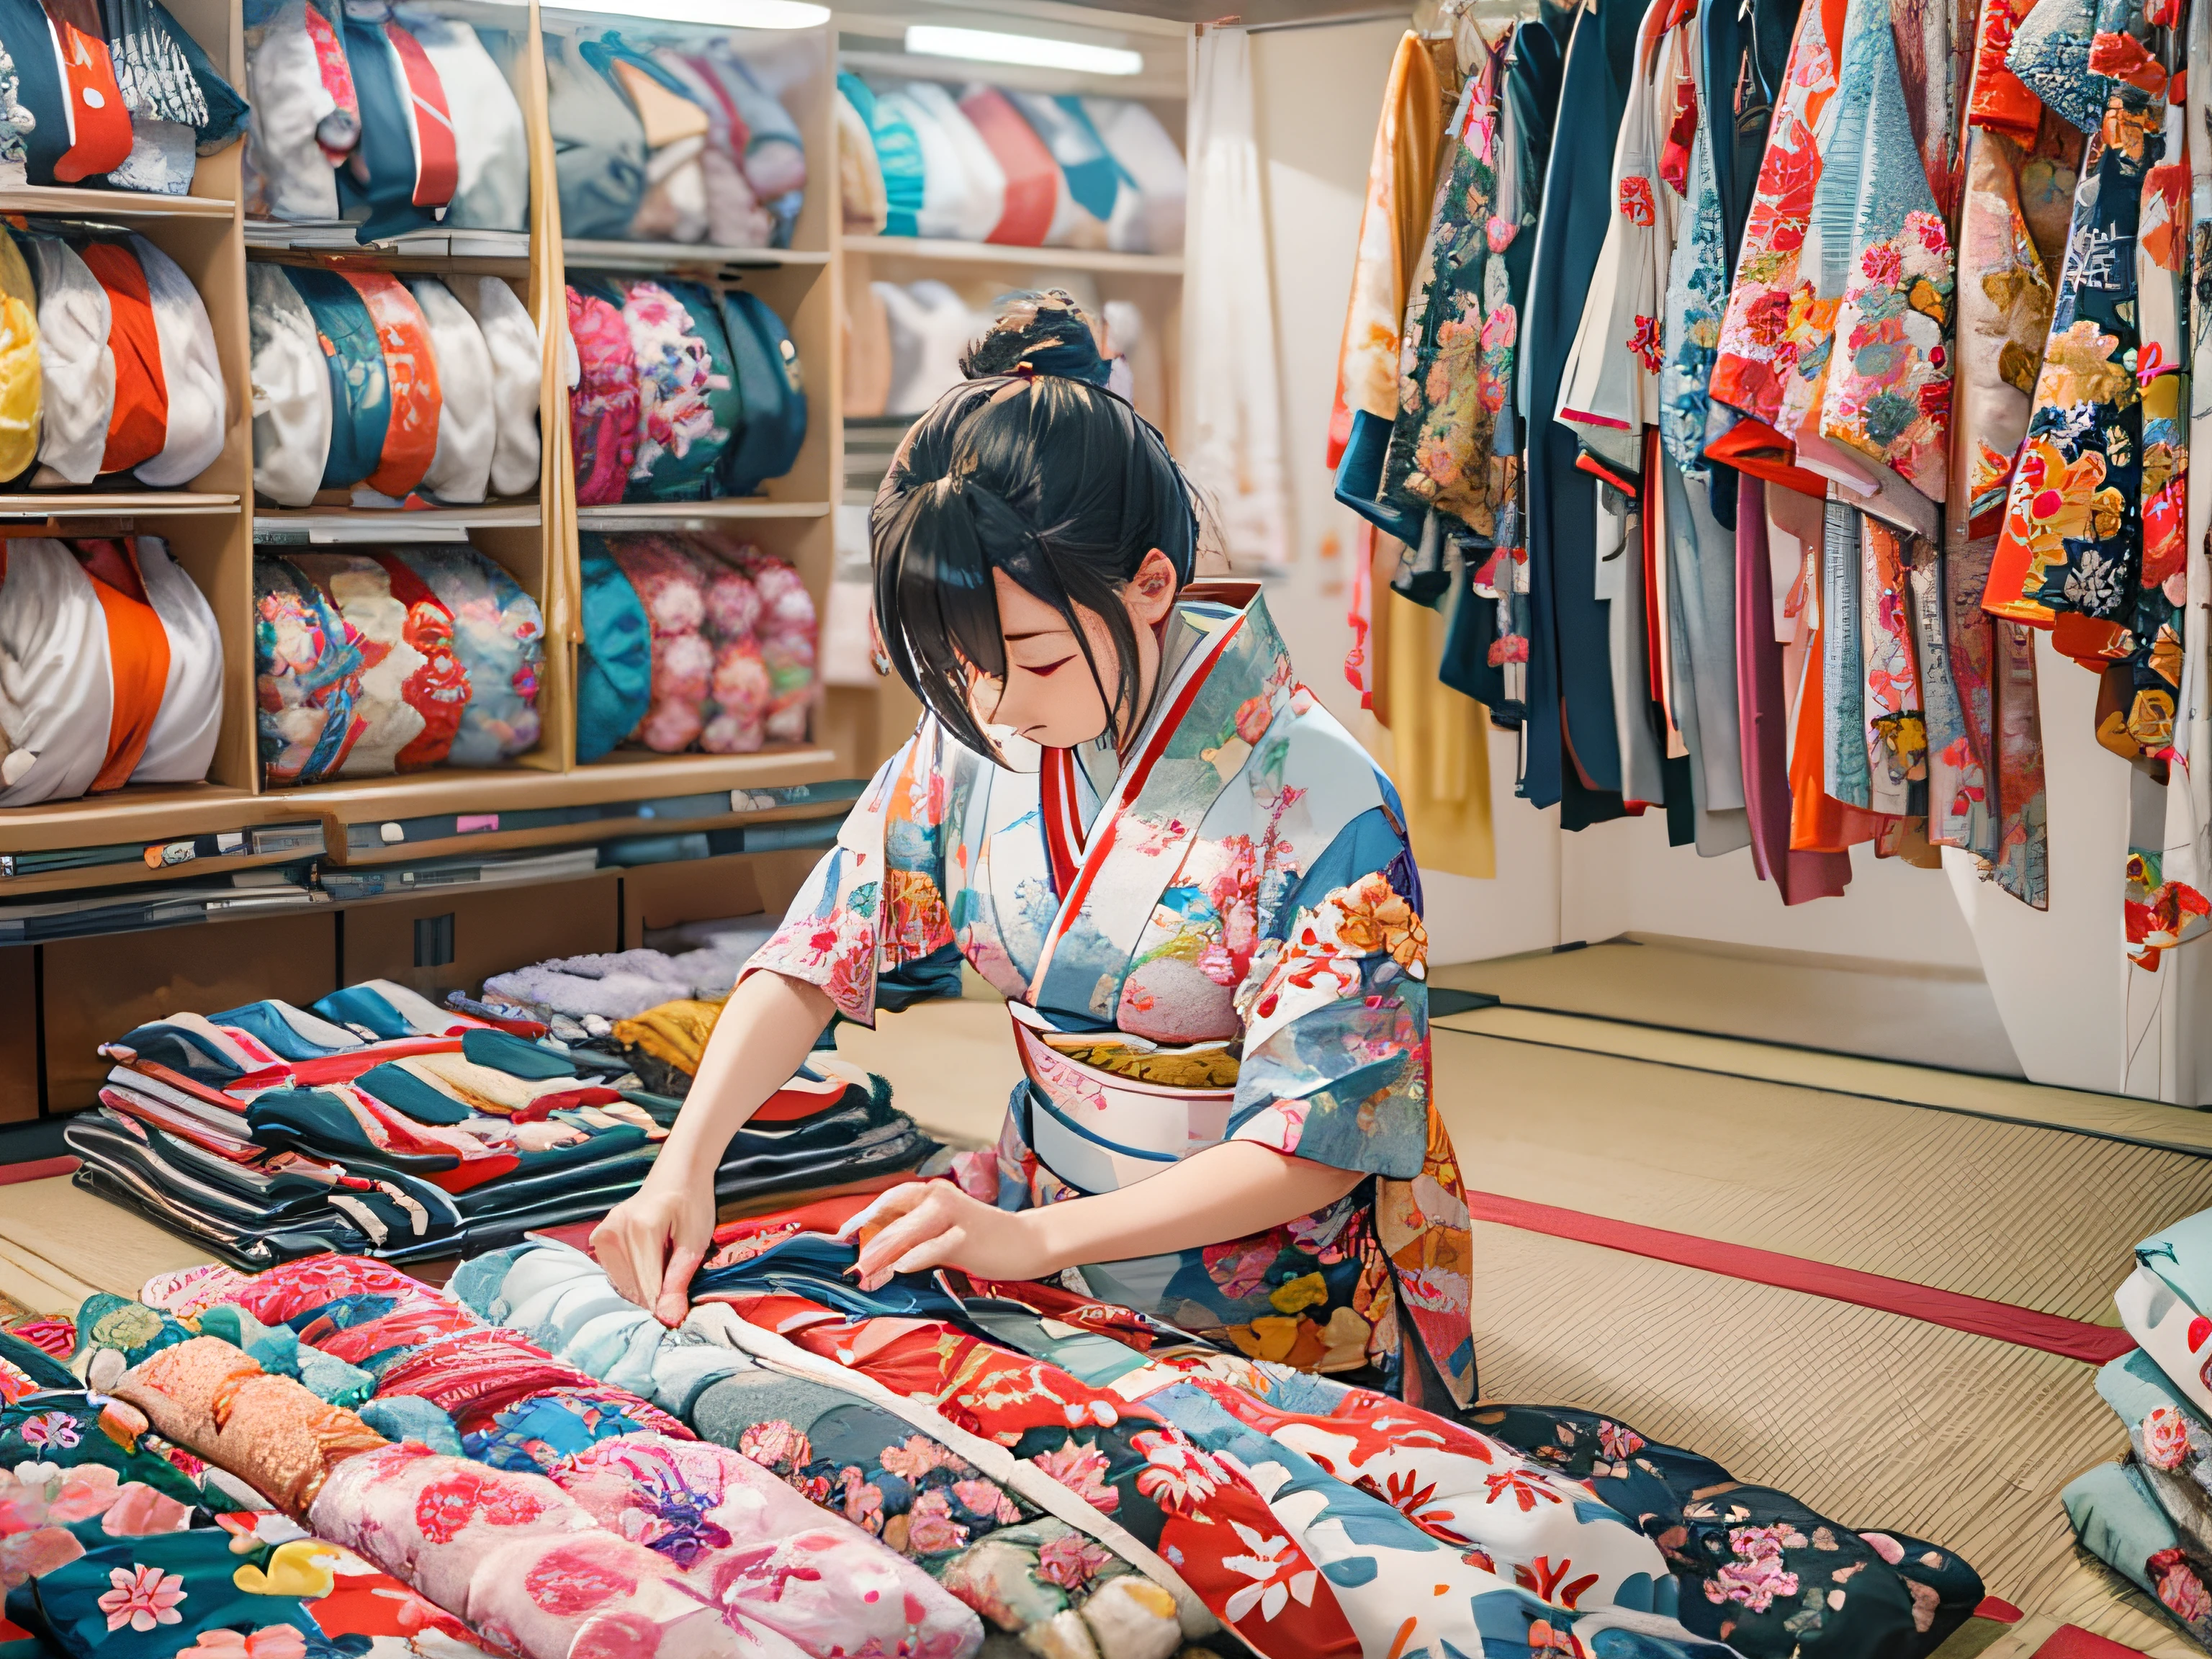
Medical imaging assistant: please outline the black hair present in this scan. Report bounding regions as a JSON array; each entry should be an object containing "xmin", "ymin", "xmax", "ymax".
[{"xmin": 871, "ymin": 289, "xmax": 1202, "ymax": 763}]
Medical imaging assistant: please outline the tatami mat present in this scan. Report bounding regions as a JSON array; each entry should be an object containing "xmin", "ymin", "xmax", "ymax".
[
  {"xmin": 1432, "ymin": 938, "xmax": 2024, "ymax": 1076},
  {"xmin": 1430, "ymin": 1025, "xmax": 2212, "ymax": 1323},
  {"xmin": 1466, "ymin": 1221, "xmax": 2174, "ymax": 1653}
]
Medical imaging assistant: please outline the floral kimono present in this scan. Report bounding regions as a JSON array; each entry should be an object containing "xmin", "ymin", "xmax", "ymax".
[
  {"xmin": 750, "ymin": 583, "xmax": 1475, "ymax": 1411},
  {"xmin": 1382, "ymin": 31, "xmax": 1519, "ymax": 542}
]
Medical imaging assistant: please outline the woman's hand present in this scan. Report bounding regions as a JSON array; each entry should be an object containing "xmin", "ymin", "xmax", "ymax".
[
  {"xmin": 837, "ymin": 1180, "xmax": 1048, "ymax": 1291},
  {"xmin": 592, "ymin": 1177, "xmax": 716, "ymax": 1328}
]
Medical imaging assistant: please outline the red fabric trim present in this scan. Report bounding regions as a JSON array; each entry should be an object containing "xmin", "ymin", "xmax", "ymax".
[
  {"xmin": 1468, "ymin": 1191, "xmax": 2136, "ymax": 1364},
  {"xmin": 0, "ymin": 1155, "xmax": 78, "ymax": 1186},
  {"xmin": 1560, "ymin": 408, "xmax": 1633, "ymax": 431},
  {"xmin": 2033, "ymin": 1626, "xmax": 2144, "ymax": 1659},
  {"xmin": 1974, "ymin": 1600, "xmax": 2024, "ymax": 1624},
  {"xmin": 1040, "ymin": 746, "xmax": 1081, "ymax": 894}
]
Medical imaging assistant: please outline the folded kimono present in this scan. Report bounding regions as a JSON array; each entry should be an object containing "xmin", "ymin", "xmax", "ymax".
[
  {"xmin": 441, "ymin": 1222, "xmax": 1976, "ymax": 1659},
  {"xmin": 94, "ymin": 1285, "xmax": 986, "ymax": 1659},
  {"xmin": 64, "ymin": 976, "xmax": 932, "ymax": 1267}
]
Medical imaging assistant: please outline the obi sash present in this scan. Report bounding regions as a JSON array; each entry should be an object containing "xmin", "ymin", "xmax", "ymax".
[{"xmin": 1006, "ymin": 999, "xmax": 1234, "ymax": 1197}]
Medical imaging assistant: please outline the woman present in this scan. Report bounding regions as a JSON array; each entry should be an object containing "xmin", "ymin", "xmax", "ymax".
[{"xmin": 594, "ymin": 292, "xmax": 1474, "ymax": 1413}]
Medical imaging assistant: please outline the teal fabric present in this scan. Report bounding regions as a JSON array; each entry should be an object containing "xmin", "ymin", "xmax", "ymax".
[
  {"xmin": 547, "ymin": 32, "xmax": 645, "ymax": 240},
  {"xmin": 12, "ymin": 1529, "xmax": 316, "ymax": 1659},
  {"xmin": 843, "ymin": 72, "xmax": 923, "ymax": 237},
  {"xmin": 358, "ymin": 1393, "xmax": 464, "ymax": 1454},
  {"xmin": 286, "ymin": 267, "xmax": 390, "ymax": 488},
  {"xmin": 2098, "ymin": 1347, "xmax": 2200, "ymax": 1427},
  {"xmin": 2138, "ymin": 1210, "xmax": 2212, "ymax": 1313},
  {"xmin": 462, "ymin": 1026, "xmax": 575, "ymax": 1079},
  {"xmin": 577, "ymin": 544, "xmax": 652, "ymax": 762},
  {"xmin": 0, "ymin": 1395, "xmax": 205, "ymax": 1509},
  {"xmin": 621, "ymin": 276, "xmax": 740, "ymax": 503},
  {"xmin": 716, "ymin": 292, "xmax": 804, "ymax": 495},
  {"xmin": 355, "ymin": 1060, "xmax": 474, "ymax": 1125},
  {"xmin": 310, "ymin": 984, "xmax": 412, "ymax": 1039},
  {"xmin": 2063, "ymin": 1459, "xmax": 2176, "ymax": 1597},
  {"xmin": 0, "ymin": 1330, "xmax": 72, "ymax": 1390}
]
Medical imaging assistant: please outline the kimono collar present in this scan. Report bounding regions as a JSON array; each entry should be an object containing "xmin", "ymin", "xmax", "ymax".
[
  {"xmin": 1029, "ymin": 580, "xmax": 1289, "ymax": 1019},
  {"xmin": 1048, "ymin": 588, "xmax": 1256, "ymax": 888}
]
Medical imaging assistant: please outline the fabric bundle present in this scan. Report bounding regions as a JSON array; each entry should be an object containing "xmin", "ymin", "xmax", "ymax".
[
  {"xmin": 251, "ymin": 545, "xmax": 542, "ymax": 785},
  {"xmin": 60, "ymin": 974, "xmax": 933, "ymax": 1267},
  {"xmin": 243, "ymin": 1, "xmax": 528, "ymax": 236},
  {"xmin": 0, "ymin": 0, "xmax": 243, "ymax": 196},
  {"xmin": 838, "ymin": 74, "xmax": 1187, "ymax": 255},
  {"xmin": 112, "ymin": 1220, "xmax": 1987, "ymax": 1659},
  {"xmin": 0, "ymin": 229, "xmax": 229, "ymax": 493},
  {"xmin": 575, "ymin": 534, "xmax": 814, "ymax": 762},
  {"xmin": 549, "ymin": 30, "xmax": 804, "ymax": 249},
  {"xmin": 249, "ymin": 261, "xmax": 543, "ymax": 508},
  {"xmin": 2068, "ymin": 1208, "xmax": 2212, "ymax": 1645},
  {"xmin": 0, "ymin": 535, "xmax": 221, "ymax": 806},
  {"xmin": 565, "ymin": 279, "xmax": 803, "ymax": 505},
  {"xmin": 0, "ymin": 1386, "xmax": 501, "ymax": 1659}
]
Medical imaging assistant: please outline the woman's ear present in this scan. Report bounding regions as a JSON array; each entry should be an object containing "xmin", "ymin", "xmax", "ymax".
[{"xmin": 1126, "ymin": 547, "xmax": 1179, "ymax": 628}]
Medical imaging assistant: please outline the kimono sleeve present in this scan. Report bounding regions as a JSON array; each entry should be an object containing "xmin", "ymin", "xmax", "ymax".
[
  {"xmin": 741, "ymin": 718, "xmax": 964, "ymax": 1027},
  {"xmin": 1225, "ymin": 768, "xmax": 1429, "ymax": 1182}
]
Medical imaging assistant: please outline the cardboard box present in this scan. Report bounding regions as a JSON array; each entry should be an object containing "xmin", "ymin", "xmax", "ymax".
[
  {"xmin": 340, "ymin": 870, "xmax": 620, "ymax": 998},
  {"xmin": 0, "ymin": 947, "xmax": 36, "ymax": 1123},
  {"xmin": 42, "ymin": 912, "xmax": 338, "ymax": 1113}
]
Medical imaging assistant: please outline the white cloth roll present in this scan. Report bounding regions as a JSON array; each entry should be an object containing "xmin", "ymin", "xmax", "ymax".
[
  {"xmin": 131, "ymin": 535, "xmax": 222, "ymax": 784},
  {"xmin": 452, "ymin": 275, "xmax": 541, "ymax": 499},
  {"xmin": 408, "ymin": 276, "xmax": 496, "ymax": 504},
  {"xmin": 0, "ymin": 539, "xmax": 113, "ymax": 805},
  {"xmin": 132, "ymin": 234, "xmax": 227, "ymax": 488}
]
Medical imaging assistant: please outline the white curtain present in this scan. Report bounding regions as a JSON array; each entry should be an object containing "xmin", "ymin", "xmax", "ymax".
[{"xmin": 1181, "ymin": 24, "xmax": 1290, "ymax": 577}]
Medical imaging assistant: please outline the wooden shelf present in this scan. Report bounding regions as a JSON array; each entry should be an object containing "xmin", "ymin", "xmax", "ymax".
[
  {"xmin": 276, "ymin": 747, "xmax": 854, "ymax": 865},
  {"xmin": 254, "ymin": 503, "xmax": 544, "ymax": 539},
  {"xmin": 842, "ymin": 234, "xmax": 1183, "ymax": 275},
  {"xmin": 563, "ymin": 239, "xmax": 832, "ymax": 275},
  {"xmin": 577, "ymin": 500, "xmax": 831, "ymax": 528},
  {"xmin": 274, "ymin": 747, "xmax": 842, "ymax": 822},
  {"xmin": 0, "ymin": 784, "xmax": 280, "ymax": 856},
  {"xmin": 0, "ymin": 494, "xmax": 240, "ymax": 520},
  {"xmin": 2, "ymin": 186, "xmax": 237, "ymax": 218}
]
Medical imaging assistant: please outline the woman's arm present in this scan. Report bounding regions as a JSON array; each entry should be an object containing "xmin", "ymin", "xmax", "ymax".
[
  {"xmin": 591, "ymin": 969, "xmax": 837, "ymax": 1324},
  {"xmin": 840, "ymin": 1141, "xmax": 1364, "ymax": 1291}
]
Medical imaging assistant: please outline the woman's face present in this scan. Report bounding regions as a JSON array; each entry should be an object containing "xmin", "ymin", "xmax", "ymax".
[{"xmin": 967, "ymin": 547, "xmax": 1180, "ymax": 750}]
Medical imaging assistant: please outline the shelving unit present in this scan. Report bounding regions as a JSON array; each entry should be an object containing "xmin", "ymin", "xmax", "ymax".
[{"xmin": 0, "ymin": 0, "xmax": 1190, "ymax": 1120}]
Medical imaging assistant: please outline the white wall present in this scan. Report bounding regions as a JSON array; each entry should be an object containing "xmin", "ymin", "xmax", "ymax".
[{"xmin": 1251, "ymin": 17, "xmax": 1562, "ymax": 967}]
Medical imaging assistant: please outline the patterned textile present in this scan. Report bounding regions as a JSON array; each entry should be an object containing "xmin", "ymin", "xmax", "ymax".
[
  {"xmin": 566, "ymin": 283, "xmax": 639, "ymax": 507},
  {"xmin": 251, "ymin": 554, "xmax": 361, "ymax": 787},
  {"xmin": 747, "ymin": 585, "xmax": 1475, "ymax": 1407},
  {"xmin": 1382, "ymin": 35, "xmax": 1521, "ymax": 541}
]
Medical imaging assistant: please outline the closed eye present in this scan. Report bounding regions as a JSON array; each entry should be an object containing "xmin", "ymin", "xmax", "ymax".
[{"xmin": 1017, "ymin": 655, "xmax": 1079, "ymax": 677}]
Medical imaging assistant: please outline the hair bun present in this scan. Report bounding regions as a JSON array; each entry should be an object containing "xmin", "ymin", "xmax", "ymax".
[{"xmin": 961, "ymin": 289, "xmax": 1112, "ymax": 387}]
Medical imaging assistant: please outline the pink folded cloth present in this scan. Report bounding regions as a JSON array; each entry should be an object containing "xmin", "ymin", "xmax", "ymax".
[{"xmin": 552, "ymin": 1437, "xmax": 983, "ymax": 1659}]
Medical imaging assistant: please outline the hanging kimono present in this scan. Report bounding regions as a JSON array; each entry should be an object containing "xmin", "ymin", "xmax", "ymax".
[
  {"xmin": 1382, "ymin": 32, "xmax": 1517, "ymax": 542},
  {"xmin": 1518, "ymin": 0, "xmax": 1645, "ymax": 821},
  {"xmin": 747, "ymin": 583, "xmax": 1475, "ymax": 1411},
  {"xmin": 1555, "ymin": 0, "xmax": 1677, "ymax": 807}
]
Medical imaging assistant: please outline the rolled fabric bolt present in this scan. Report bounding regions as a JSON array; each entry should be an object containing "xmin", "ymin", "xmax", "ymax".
[
  {"xmin": 108, "ymin": 1335, "xmax": 389, "ymax": 1517},
  {"xmin": 552, "ymin": 1435, "xmax": 985, "ymax": 1659}
]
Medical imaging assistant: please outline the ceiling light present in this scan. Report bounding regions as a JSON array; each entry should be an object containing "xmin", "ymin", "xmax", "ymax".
[
  {"xmin": 577, "ymin": 0, "xmax": 827, "ymax": 24},
  {"xmin": 903, "ymin": 24, "xmax": 1142, "ymax": 75}
]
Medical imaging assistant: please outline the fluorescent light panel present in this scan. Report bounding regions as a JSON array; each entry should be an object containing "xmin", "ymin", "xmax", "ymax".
[{"xmin": 903, "ymin": 24, "xmax": 1142, "ymax": 75}]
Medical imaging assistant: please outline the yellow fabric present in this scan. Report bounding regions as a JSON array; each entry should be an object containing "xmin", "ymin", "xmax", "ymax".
[
  {"xmin": 613, "ymin": 994, "xmax": 730, "ymax": 1076},
  {"xmin": 1044, "ymin": 1038, "xmax": 1242, "ymax": 1089},
  {"xmin": 0, "ymin": 231, "xmax": 42, "ymax": 481},
  {"xmin": 611, "ymin": 60, "xmax": 709, "ymax": 150},
  {"xmin": 1384, "ymin": 589, "xmax": 1494, "ymax": 877},
  {"xmin": 1331, "ymin": 33, "xmax": 1444, "ymax": 430}
]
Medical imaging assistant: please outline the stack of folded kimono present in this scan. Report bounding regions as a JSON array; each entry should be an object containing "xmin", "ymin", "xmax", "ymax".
[
  {"xmin": 61, "ymin": 976, "xmax": 932, "ymax": 1268},
  {"xmin": 837, "ymin": 76, "xmax": 1184, "ymax": 256},
  {"xmin": 2066, "ymin": 1208, "xmax": 2212, "ymax": 1645},
  {"xmin": 44, "ymin": 1200, "xmax": 1995, "ymax": 1659},
  {"xmin": 565, "ymin": 285, "xmax": 806, "ymax": 509}
]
